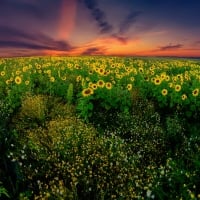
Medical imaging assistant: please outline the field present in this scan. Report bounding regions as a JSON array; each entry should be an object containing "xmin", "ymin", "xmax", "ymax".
[{"xmin": 0, "ymin": 56, "xmax": 200, "ymax": 199}]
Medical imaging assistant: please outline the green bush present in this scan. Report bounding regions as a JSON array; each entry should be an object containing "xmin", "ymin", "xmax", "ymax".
[{"xmin": 10, "ymin": 101, "xmax": 154, "ymax": 199}]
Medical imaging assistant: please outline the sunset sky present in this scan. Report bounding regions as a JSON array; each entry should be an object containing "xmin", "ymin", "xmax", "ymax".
[{"xmin": 1, "ymin": 0, "xmax": 200, "ymax": 57}]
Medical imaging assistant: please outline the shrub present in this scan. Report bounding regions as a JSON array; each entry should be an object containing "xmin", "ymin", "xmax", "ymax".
[{"xmin": 10, "ymin": 102, "xmax": 152, "ymax": 199}]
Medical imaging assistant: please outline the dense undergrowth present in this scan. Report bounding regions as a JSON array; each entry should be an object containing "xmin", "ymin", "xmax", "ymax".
[{"xmin": 0, "ymin": 56, "xmax": 200, "ymax": 199}]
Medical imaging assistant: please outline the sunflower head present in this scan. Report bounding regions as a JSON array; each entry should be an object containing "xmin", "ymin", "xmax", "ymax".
[
  {"xmin": 82, "ymin": 88, "xmax": 94, "ymax": 97},
  {"xmin": 181, "ymin": 94, "xmax": 187, "ymax": 100},
  {"xmin": 91, "ymin": 84, "xmax": 98, "ymax": 90},
  {"xmin": 175, "ymin": 84, "xmax": 181, "ymax": 92},
  {"xmin": 161, "ymin": 89, "xmax": 168, "ymax": 96},
  {"xmin": 1, "ymin": 71, "xmax": 5, "ymax": 76},
  {"xmin": 154, "ymin": 78, "xmax": 161, "ymax": 85},
  {"xmin": 127, "ymin": 84, "xmax": 132, "ymax": 91},
  {"xmin": 192, "ymin": 88, "xmax": 199, "ymax": 97},
  {"xmin": 15, "ymin": 76, "xmax": 22, "ymax": 85},
  {"xmin": 97, "ymin": 80, "xmax": 105, "ymax": 88},
  {"xmin": 50, "ymin": 77, "xmax": 55, "ymax": 82},
  {"xmin": 105, "ymin": 82, "xmax": 112, "ymax": 90}
]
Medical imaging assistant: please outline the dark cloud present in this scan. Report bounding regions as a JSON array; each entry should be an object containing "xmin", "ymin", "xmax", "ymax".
[
  {"xmin": 111, "ymin": 34, "xmax": 128, "ymax": 44},
  {"xmin": 0, "ymin": 26, "xmax": 36, "ymax": 41},
  {"xmin": 119, "ymin": 11, "xmax": 142, "ymax": 34},
  {"xmin": 196, "ymin": 41, "xmax": 200, "ymax": 45},
  {"xmin": 0, "ymin": 0, "xmax": 44, "ymax": 19},
  {"xmin": 0, "ymin": 26, "xmax": 73, "ymax": 52},
  {"xmin": 159, "ymin": 44, "xmax": 183, "ymax": 51},
  {"xmin": 81, "ymin": 0, "xmax": 113, "ymax": 33},
  {"xmin": 82, "ymin": 47, "xmax": 105, "ymax": 55}
]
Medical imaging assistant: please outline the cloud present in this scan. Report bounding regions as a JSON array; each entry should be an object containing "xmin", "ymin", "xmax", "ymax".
[
  {"xmin": 0, "ymin": 26, "xmax": 73, "ymax": 52},
  {"xmin": 111, "ymin": 34, "xmax": 128, "ymax": 44},
  {"xmin": 159, "ymin": 44, "xmax": 183, "ymax": 51},
  {"xmin": 81, "ymin": 0, "xmax": 113, "ymax": 33},
  {"xmin": 195, "ymin": 41, "xmax": 200, "ymax": 45},
  {"xmin": 0, "ymin": 0, "xmax": 44, "ymax": 19},
  {"xmin": 119, "ymin": 11, "xmax": 142, "ymax": 34},
  {"xmin": 81, "ymin": 47, "xmax": 105, "ymax": 55}
]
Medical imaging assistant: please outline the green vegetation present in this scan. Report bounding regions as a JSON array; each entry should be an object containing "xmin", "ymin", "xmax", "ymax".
[{"xmin": 0, "ymin": 56, "xmax": 199, "ymax": 199}]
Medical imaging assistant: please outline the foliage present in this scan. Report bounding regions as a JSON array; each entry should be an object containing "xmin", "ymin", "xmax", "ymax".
[
  {"xmin": 0, "ymin": 56, "xmax": 199, "ymax": 199},
  {"xmin": 0, "ymin": 182, "xmax": 10, "ymax": 198}
]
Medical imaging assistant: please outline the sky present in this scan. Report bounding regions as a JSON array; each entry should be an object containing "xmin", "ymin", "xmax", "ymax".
[{"xmin": 0, "ymin": 0, "xmax": 200, "ymax": 57}]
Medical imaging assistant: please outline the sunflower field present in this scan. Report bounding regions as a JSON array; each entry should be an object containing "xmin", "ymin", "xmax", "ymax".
[{"xmin": 0, "ymin": 56, "xmax": 200, "ymax": 199}]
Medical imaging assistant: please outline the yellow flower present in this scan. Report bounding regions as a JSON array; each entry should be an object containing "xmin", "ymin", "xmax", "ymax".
[
  {"xmin": 97, "ymin": 80, "xmax": 105, "ymax": 88},
  {"xmin": 161, "ymin": 73, "xmax": 166, "ymax": 80},
  {"xmin": 76, "ymin": 75, "xmax": 81, "ymax": 82},
  {"xmin": 15, "ymin": 76, "xmax": 22, "ymax": 85},
  {"xmin": 1, "ymin": 71, "xmax": 5, "ymax": 76},
  {"xmin": 139, "ymin": 67, "xmax": 144, "ymax": 73},
  {"xmin": 127, "ymin": 84, "xmax": 132, "ymax": 91},
  {"xmin": 168, "ymin": 82, "xmax": 173, "ymax": 88},
  {"xmin": 6, "ymin": 80, "xmax": 10, "ymax": 85},
  {"xmin": 192, "ymin": 88, "xmax": 199, "ymax": 97},
  {"xmin": 88, "ymin": 82, "xmax": 93, "ymax": 88},
  {"xmin": 175, "ymin": 84, "xmax": 181, "ymax": 92},
  {"xmin": 61, "ymin": 76, "xmax": 66, "ymax": 81},
  {"xmin": 22, "ymin": 66, "xmax": 28, "ymax": 72},
  {"xmin": 98, "ymin": 68, "xmax": 105, "ymax": 75},
  {"xmin": 86, "ymin": 77, "xmax": 90, "ymax": 82},
  {"xmin": 91, "ymin": 83, "xmax": 98, "ymax": 90},
  {"xmin": 105, "ymin": 82, "xmax": 112, "ymax": 90},
  {"xmin": 130, "ymin": 77, "xmax": 135, "ymax": 82},
  {"xmin": 25, "ymin": 80, "xmax": 30, "ymax": 85},
  {"xmin": 46, "ymin": 69, "xmax": 51, "ymax": 75},
  {"xmin": 165, "ymin": 75, "xmax": 170, "ymax": 81},
  {"xmin": 89, "ymin": 70, "xmax": 93, "ymax": 74},
  {"xmin": 16, "ymin": 70, "xmax": 21, "ymax": 75},
  {"xmin": 50, "ymin": 77, "xmax": 55, "ymax": 82},
  {"xmin": 82, "ymin": 88, "xmax": 94, "ymax": 97},
  {"xmin": 161, "ymin": 89, "xmax": 168, "ymax": 96},
  {"xmin": 181, "ymin": 94, "xmax": 187, "ymax": 100},
  {"xmin": 154, "ymin": 78, "xmax": 161, "ymax": 85},
  {"xmin": 150, "ymin": 70, "xmax": 155, "ymax": 75}
]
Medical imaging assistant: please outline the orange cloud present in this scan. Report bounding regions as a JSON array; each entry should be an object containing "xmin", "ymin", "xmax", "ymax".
[
  {"xmin": 58, "ymin": 0, "xmax": 77, "ymax": 40},
  {"xmin": 67, "ymin": 36, "xmax": 142, "ymax": 56}
]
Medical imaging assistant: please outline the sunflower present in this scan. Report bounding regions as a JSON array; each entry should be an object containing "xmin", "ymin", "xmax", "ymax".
[
  {"xmin": 127, "ymin": 84, "xmax": 132, "ymax": 91},
  {"xmin": 50, "ymin": 76, "xmax": 55, "ymax": 82},
  {"xmin": 130, "ymin": 77, "xmax": 135, "ymax": 82},
  {"xmin": 165, "ymin": 75, "xmax": 170, "ymax": 81},
  {"xmin": 61, "ymin": 76, "xmax": 66, "ymax": 81},
  {"xmin": 15, "ymin": 76, "xmax": 22, "ymax": 85},
  {"xmin": 106, "ymin": 69, "xmax": 111, "ymax": 75},
  {"xmin": 105, "ymin": 82, "xmax": 112, "ymax": 90},
  {"xmin": 82, "ymin": 88, "xmax": 94, "ymax": 97},
  {"xmin": 1, "ymin": 71, "xmax": 5, "ymax": 76},
  {"xmin": 139, "ymin": 67, "xmax": 144, "ymax": 73},
  {"xmin": 161, "ymin": 89, "xmax": 168, "ymax": 96},
  {"xmin": 98, "ymin": 68, "xmax": 105, "ymax": 75},
  {"xmin": 76, "ymin": 75, "xmax": 82, "ymax": 82},
  {"xmin": 16, "ymin": 70, "xmax": 21, "ymax": 75},
  {"xmin": 175, "ymin": 84, "xmax": 181, "ymax": 92},
  {"xmin": 150, "ymin": 70, "xmax": 155, "ymax": 75},
  {"xmin": 97, "ymin": 80, "xmax": 105, "ymax": 88},
  {"xmin": 168, "ymin": 83, "xmax": 173, "ymax": 88},
  {"xmin": 154, "ymin": 78, "xmax": 161, "ymax": 85},
  {"xmin": 181, "ymin": 94, "xmax": 187, "ymax": 100},
  {"xmin": 89, "ymin": 70, "xmax": 93, "ymax": 75},
  {"xmin": 192, "ymin": 88, "xmax": 199, "ymax": 97},
  {"xmin": 6, "ymin": 80, "xmax": 10, "ymax": 85},
  {"xmin": 25, "ymin": 80, "xmax": 30, "ymax": 85},
  {"xmin": 91, "ymin": 83, "xmax": 98, "ymax": 90},
  {"xmin": 161, "ymin": 73, "xmax": 166, "ymax": 80}
]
